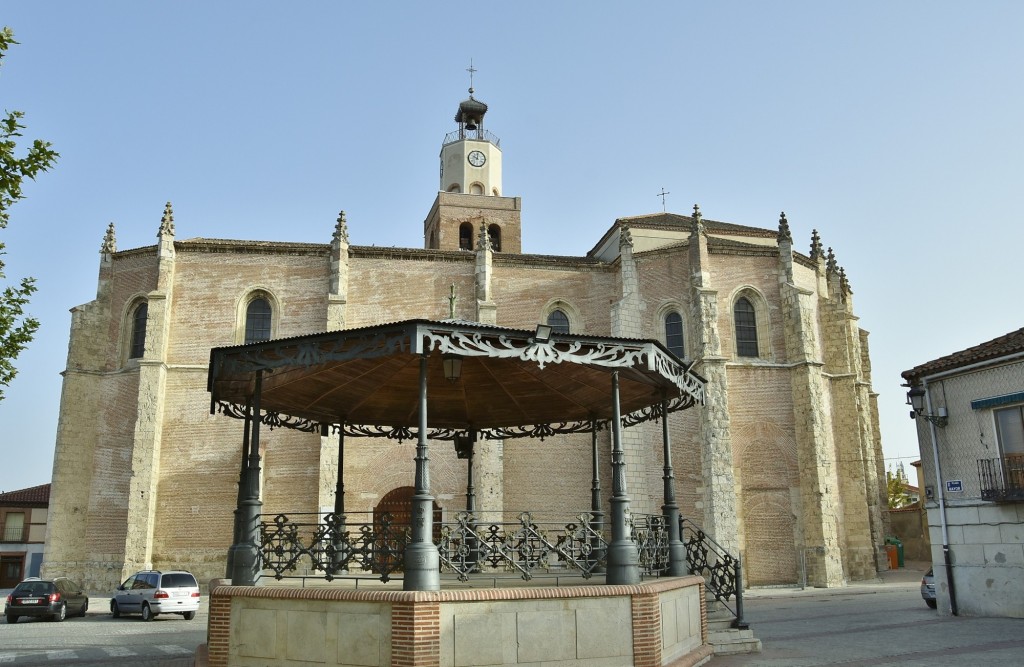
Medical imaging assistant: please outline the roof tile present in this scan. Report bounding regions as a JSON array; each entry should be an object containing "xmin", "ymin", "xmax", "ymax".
[
  {"xmin": 902, "ymin": 327, "xmax": 1024, "ymax": 382},
  {"xmin": 0, "ymin": 483, "xmax": 51, "ymax": 505}
]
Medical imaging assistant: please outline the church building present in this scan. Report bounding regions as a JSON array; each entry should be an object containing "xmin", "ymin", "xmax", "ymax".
[{"xmin": 43, "ymin": 88, "xmax": 887, "ymax": 592}]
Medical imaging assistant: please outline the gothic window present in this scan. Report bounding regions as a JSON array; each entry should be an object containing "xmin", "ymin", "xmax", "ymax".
[
  {"xmin": 488, "ymin": 224, "xmax": 501, "ymax": 252},
  {"xmin": 129, "ymin": 301, "xmax": 148, "ymax": 359},
  {"xmin": 245, "ymin": 297, "xmax": 272, "ymax": 344},
  {"xmin": 547, "ymin": 309, "xmax": 570, "ymax": 334},
  {"xmin": 459, "ymin": 223, "xmax": 473, "ymax": 250},
  {"xmin": 734, "ymin": 297, "xmax": 759, "ymax": 357},
  {"xmin": 665, "ymin": 311, "xmax": 685, "ymax": 359}
]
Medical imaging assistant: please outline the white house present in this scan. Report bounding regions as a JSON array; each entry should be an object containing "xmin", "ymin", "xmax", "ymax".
[{"xmin": 902, "ymin": 327, "xmax": 1024, "ymax": 618}]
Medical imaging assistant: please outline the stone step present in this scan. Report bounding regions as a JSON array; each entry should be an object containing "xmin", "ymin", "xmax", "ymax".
[
  {"xmin": 707, "ymin": 617, "xmax": 740, "ymax": 631},
  {"xmin": 707, "ymin": 628, "xmax": 762, "ymax": 656},
  {"xmin": 708, "ymin": 627, "xmax": 755, "ymax": 640}
]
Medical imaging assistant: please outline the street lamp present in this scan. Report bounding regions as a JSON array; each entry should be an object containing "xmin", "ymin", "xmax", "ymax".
[
  {"xmin": 442, "ymin": 354, "xmax": 463, "ymax": 382},
  {"xmin": 907, "ymin": 387, "xmax": 948, "ymax": 428}
]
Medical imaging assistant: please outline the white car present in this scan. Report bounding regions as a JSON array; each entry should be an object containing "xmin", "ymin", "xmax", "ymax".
[
  {"xmin": 111, "ymin": 570, "xmax": 200, "ymax": 621},
  {"xmin": 920, "ymin": 568, "xmax": 937, "ymax": 609}
]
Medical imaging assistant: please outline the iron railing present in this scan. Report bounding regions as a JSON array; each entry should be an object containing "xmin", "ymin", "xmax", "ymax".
[
  {"xmin": 256, "ymin": 511, "xmax": 678, "ymax": 584},
  {"xmin": 442, "ymin": 128, "xmax": 501, "ymax": 148},
  {"xmin": 438, "ymin": 511, "xmax": 607, "ymax": 580},
  {"xmin": 978, "ymin": 456, "xmax": 1024, "ymax": 502},
  {"xmin": 632, "ymin": 514, "xmax": 670, "ymax": 576},
  {"xmin": 680, "ymin": 517, "xmax": 746, "ymax": 628}
]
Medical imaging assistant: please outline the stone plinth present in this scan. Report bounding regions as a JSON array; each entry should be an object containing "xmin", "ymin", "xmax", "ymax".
[{"xmin": 205, "ymin": 576, "xmax": 711, "ymax": 667}]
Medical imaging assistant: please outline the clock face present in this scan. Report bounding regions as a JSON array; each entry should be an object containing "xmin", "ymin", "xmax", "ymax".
[{"xmin": 467, "ymin": 150, "xmax": 486, "ymax": 167}]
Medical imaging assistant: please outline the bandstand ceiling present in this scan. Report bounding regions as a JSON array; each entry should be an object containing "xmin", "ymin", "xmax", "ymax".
[{"xmin": 207, "ymin": 319, "xmax": 704, "ymax": 431}]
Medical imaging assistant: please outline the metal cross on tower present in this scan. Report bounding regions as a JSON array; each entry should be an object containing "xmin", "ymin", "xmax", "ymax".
[
  {"xmin": 657, "ymin": 188, "xmax": 671, "ymax": 212},
  {"xmin": 467, "ymin": 59, "xmax": 477, "ymax": 94}
]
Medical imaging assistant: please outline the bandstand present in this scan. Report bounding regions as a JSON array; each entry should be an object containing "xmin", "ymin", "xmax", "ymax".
[{"xmin": 203, "ymin": 319, "xmax": 713, "ymax": 667}]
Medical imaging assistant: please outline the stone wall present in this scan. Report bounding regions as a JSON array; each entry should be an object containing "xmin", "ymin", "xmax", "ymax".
[
  {"xmin": 45, "ymin": 210, "xmax": 884, "ymax": 593},
  {"xmin": 205, "ymin": 576, "xmax": 709, "ymax": 667}
]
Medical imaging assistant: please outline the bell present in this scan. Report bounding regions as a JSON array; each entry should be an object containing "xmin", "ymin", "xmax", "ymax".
[{"xmin": 465, "ymin": 120, "xmax": 478, "ymax": 130}]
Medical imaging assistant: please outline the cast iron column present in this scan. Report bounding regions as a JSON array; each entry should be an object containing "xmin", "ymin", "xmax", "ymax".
[
  {"xmin": 403, "ymin": 354, "xmax": 440, "ymax": 590},
  {"xmin": 589, "ymin": 421, "xmax": 605, "ymax": 573},
  {"xmin": 330, "ymin": 426, "xmax": 347, "ymax": 575},
  {"xmin": 465, "ymin": 436, "xmax": 479, "ymax": 571},
  {"xmin": 606, "ymin": 371, "xmax": 640, "ymax": 584},
  {"xmin": 225, "ymin": 400, "xmax": 252, "ymax": 577},
  {"xmin": 465, "ymin": 440, "xmax": 476, "ymax": 514},
  {"xmin": 230, "ymin": 371, "xmax": 264, "ymax": 585},
  {"xmin": 661, "ymin": 396, "xmax": 686, "ymax": 575}
]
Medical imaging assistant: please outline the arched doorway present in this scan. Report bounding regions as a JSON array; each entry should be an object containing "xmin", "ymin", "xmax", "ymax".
[{"xmin": 372, "ymin": 487, "xmax": 442, "ymax": 575}]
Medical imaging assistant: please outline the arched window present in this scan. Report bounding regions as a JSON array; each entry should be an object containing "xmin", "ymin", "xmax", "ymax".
[
  {"xmin": 734, "ymin": 297, "xmax": 759, "ymax": 357},
  {"xmin": 245, "ymin": 297, "xmax": 272, "ymax": 344},
  {"xmin": 547, "ymin": 309, "xmax": 570, "ymax": 334},
  {"xmin": 129, "ymin": 302, "xmax": 148, "ymax": 359},
  {"xmin": 447, "ymin": 184, "xmax": 461, "ymax": 193},
  {"xmin": 470, "ymin": 182, "xmax": 484, "ymax": 195},
  {"xmin": 665, "ymin": 311, "xmax": 685, "ymax": 359},
  {"xmin": 487, "ymin": 224, "xmax": 502, "ymax": 252},
  {"xmin": 459, "ymin": 222, "xmax": 473, "ymax": 250}
]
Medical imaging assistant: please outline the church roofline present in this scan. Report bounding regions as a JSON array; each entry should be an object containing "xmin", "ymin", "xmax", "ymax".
[
  {"xmin": 108, "ymin": 235, "xmax": 608, "ymax": 270},
  {"xmin": 586, "ymin": 212, "xmax": 777, "ymax": 258}
]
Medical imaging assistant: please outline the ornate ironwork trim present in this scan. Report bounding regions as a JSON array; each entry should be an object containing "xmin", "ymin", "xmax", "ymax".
[
  {"xmin": 216, "ymin": 398, "xmax": 706, "ymax": 442},
  {"xmin": 218, "ymin": 328, "xmax": 416, "ymax": 376},
  {"xmin": 421, "ymin": 326, "xmax": 705, "ymax": 403}
]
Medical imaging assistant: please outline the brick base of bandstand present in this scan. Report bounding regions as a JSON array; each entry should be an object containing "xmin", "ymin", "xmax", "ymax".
[{"xmin": 198, "ymin": 575, "xmax": 713, "ymax": 667}]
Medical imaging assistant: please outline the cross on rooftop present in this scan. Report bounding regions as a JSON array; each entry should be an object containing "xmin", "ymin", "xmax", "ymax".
[{"xmin": 657, "ymin": 188, "xmax": 670, "ymax": 212}]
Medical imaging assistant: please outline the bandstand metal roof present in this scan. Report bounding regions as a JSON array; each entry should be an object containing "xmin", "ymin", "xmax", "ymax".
[{"xmin": 207, "ymin": 319, "xmax": 705, "ymax": 438}]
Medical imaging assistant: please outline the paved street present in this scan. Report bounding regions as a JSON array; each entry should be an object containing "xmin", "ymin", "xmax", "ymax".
[
  {"xmin": 6, "ymin": 564, "xmax": 1024, "ymax": 666},
  {"xmin": 713, "ymin": 562, "xmax": 1024, "ymax": 666},
  {"xmin": 0, "ymin": 593, "xmax": 204, "ymax": 666}
]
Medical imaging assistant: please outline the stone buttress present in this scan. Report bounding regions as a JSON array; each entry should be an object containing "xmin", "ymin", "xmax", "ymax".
[
  {"xmin": 820, "ymin": 246, "xmax": 886, "ymax": 578},
  {"xmin": 610, "ymin": 227, "xmax": 654, "ymax": 514},
  {"xmin": 472, "ymin": 221, "xmax": 504, "ymax": 521},
  {"xmin": 42, "ymin": 224, "xmax": 119, "ymax": 588},
  {"xmin": 686, "ymin": 207, "xmax": 740, "ymax": 555},
  {"xmin": 121, "ymin": 203, "xmax": 177, "ymax": 578},
  {"xmin": 777, "ymin": 218, "xmax": 844, "ymax": 586}
]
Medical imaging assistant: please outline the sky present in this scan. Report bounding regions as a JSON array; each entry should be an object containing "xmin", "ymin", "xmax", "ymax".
[{"xmin": 0, "ymin": 1, "xmax": 1022, "ymax": 494}]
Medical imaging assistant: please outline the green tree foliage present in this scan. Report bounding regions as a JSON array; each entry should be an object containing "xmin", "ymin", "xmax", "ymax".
[
  {"xmin": 0, "ymin": 27, "xmax": 58, "ymax": 401},
  {"xmin": 887, "ymin": 463, "xmax": 913, "ymax": 509}
]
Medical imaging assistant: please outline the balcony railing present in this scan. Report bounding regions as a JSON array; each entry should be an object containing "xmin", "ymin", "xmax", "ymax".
[
  {"xmin": 978, "ymin": 455, "xmax": 1024, "ymax": 502},
  {"xmin": 1, "ymin": 525, "xmax": 26, "ymax": 542},
  {"xmin": 442, "ymin": 128, "xmax": 500, "ymax": 148}
]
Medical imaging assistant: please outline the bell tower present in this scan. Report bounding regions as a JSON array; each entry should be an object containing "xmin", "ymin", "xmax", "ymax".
[
  {"xmin": 439, "ymin": 68, "xmax": 502, "ymax": 197},
  {"xmin": 425, "ymin": 69, "xmax": 521, "ymax": 254}
]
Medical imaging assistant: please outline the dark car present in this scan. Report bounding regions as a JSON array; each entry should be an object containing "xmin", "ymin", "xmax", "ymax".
[
  {"xmin": 5, "ymin": 577, "xmax": 89, "ymax": 623},
  {"xmin": 921, "ymin": 568, "xmax": 937, "ymax": 608}
]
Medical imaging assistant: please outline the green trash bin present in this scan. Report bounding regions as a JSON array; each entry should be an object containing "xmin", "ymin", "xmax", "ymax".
[{"xmin": 885, "ymin": 536, "xmax": 904, "ymax": 568}]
